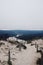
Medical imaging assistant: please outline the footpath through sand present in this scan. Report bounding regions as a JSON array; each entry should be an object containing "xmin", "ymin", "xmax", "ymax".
[{"xmin": 14, "ymin": 44, "xmax": 41, "ymax": 65}]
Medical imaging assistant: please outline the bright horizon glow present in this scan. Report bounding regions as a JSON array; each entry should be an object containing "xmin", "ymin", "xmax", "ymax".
[{"xmin": 0, "ymin": 0, "xmax": 43, "ymax": 30}]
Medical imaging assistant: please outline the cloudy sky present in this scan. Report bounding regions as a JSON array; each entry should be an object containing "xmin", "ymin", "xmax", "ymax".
[{"xmin": 0, "ymin": 0, "xmax": 43, "ymax": 30}]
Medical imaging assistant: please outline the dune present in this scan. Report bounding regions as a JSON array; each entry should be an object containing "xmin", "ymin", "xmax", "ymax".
[{"xmin": 0, "ymin": 38, "xmax": 42, "ymax": 65}]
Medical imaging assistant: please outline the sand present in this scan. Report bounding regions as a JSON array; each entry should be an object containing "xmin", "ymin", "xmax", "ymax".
[
  {"xmin": 0, "ymin": 40, "xmax": 41, "ymax": 65},
  {"xmin": 14, "ymin": 44, "xmax": 41, "ymax": 65}
]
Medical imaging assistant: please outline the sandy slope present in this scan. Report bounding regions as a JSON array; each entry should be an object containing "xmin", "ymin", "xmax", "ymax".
[
  {"xmin": 0, "ymin": 40, "xmax": 41, "ymax": 65},
  {"xmin": 14, "ymin": 44, "xmax": 41, "ymax": 65}
]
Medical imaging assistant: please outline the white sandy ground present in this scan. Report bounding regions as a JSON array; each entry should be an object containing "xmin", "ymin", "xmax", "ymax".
[
  {"xmin": 14, "ymin": 44, "xmax": 41, "ymax": 65},
  {"xmin": 0, "ymin": 40, "xmax": 41, "ymax": 65}
]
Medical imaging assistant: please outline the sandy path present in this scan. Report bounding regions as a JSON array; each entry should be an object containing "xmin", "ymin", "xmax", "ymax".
[
  {"xmin": 0, "ymin": 41, "xmax": 41, "ymax": 65},
  {"xmin": 14, "ymin": 44, "xmax": 41, "ymax": 65}
]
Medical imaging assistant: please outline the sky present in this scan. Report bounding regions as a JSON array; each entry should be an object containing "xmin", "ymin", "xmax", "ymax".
[{"xmin": 0, "ymin": 0, "xmax": 43, "ymax": 30}]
